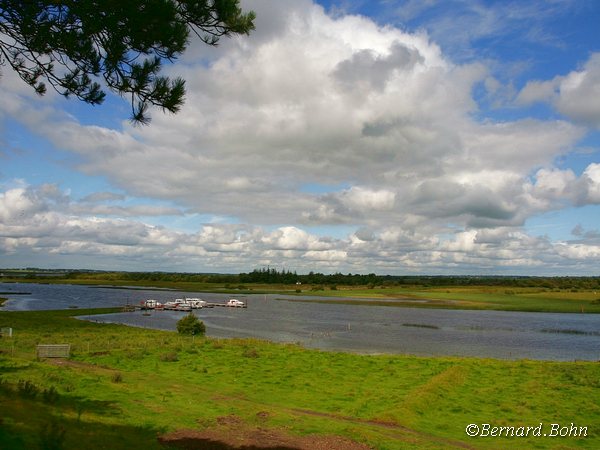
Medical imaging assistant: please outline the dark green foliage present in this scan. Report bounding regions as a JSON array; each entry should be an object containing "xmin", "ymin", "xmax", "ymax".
[
  {"xmin": 110, "ymin": 372, "xmax": 123, "ymax": 383},
  {"xmin": 0, "ymin": 0, "xmax": 255, "ymax": 123},
  {"xmin": 176, "ymin": 313, "xmax": 205, "ymax": 336},
  {"xmin": 42, "ymin": 386, "xmax": 59, "ymax": 404},
  {"xmin": 38, "ymin": 420, "xmax": 66, "ymax": 450},
  {"xmin": 17, "ymin": 379, "xmax": 39, "ymax": 399}
]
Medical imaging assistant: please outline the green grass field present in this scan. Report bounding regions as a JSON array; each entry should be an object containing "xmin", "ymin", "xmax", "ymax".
[{"xmin": 1, "ymin": 308, "xmax": 599, "ymax": 449}]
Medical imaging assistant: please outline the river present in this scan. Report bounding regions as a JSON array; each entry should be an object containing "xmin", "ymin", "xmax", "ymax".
[{"xmin": 1, "ymin": 282, "xmax": 599, "ymax": 361}]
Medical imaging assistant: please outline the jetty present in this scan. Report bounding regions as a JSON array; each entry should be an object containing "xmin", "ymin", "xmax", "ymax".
[{"xmin": 133, "ymin": 298, "xmax": 247, "ymax": 311}]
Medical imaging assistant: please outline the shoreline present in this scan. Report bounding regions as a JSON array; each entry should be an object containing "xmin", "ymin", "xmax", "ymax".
[{"xmin": 2, "ymin": 278, "xmax": 600, "ymax": 314}]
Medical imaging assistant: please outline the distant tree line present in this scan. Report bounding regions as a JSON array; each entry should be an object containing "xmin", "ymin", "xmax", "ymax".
[
  {"xmin": 238, "ymin": 269, "xmax": 600, "ymax": 289},
  {"xmin": 3, "ymin": 267, "xmax": 599, "ymax": 290}
]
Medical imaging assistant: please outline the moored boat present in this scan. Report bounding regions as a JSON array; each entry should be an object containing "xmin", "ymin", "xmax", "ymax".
[
  {"xmin": 140, "ymin": 299, "xmax": 162, "ymax": 310},
  {"xmin": 226, "ymin": 298, "xmax": 245, "ymax": 307}
]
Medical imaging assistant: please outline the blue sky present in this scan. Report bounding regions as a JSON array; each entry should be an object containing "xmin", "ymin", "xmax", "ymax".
[{"xmin": 1, "ymin": 0, "xmax": 599, "ymax": 274}]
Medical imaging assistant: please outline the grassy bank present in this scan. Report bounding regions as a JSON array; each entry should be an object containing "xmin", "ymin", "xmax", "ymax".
[{"xmin": 1, "ymin": 309, "xmax": 598, "ymax": 449}]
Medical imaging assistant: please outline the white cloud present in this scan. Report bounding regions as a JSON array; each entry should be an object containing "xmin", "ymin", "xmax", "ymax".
[
  {"xmin": 1, "ymin": 1, "xmax": 599, "ymax": 274},
  {"xmin": 340, "ymin": 187, "xmax": 396, "ymax": 211},
  {"xmin": 582, "ymin": 163, "xmax": 600, "ymax": 203},
  {"xmin": 2, "ymin": 183, "xmax": 599, "ymax": 273},
  {"xmin": 517, "ymin": 53, "xmax": 600, "ymax": 128},
  {"xmin": 516, "ymin": 79, "xmax": 558, "ymax": 105}
]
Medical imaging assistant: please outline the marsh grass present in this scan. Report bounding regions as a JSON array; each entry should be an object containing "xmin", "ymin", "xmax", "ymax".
[
  {"xmin": 1, "ymin": 308, "xmax": 599, "ymax": 449},
  {"xmin": 282, "ymin": 285, "xmax": 600, "ymax": 313}
]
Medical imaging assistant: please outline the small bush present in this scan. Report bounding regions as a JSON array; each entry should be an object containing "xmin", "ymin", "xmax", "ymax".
[
  {"xmin": 17, "ymin": 379, "xmax": 39, "ymax": 399},
  {"xmin": 0, "ymin": 378, "xmax": 10, "ymax": 393},
  {"xmin": 111, "ymin": 372, "xmax": 123, "ymax": 383},
  {"xmin": 42, "ymin": 386, "xmax": 60, "ymax": 404},
  {"xmin": 176, "ymin": 314, "xmax": 206, "ymax": 336},
  {"xmin": 243, "ymin": 348, "xmax": 259, "ymax": 358},
  {"xmin": 39, "ymin": 420, "xmax": 66, "ymax": 450}
]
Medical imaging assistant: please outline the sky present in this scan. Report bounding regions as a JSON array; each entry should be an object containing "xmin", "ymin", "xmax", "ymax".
[{"xmin": 1, "ymin": 0, "xmax": 599, "ymax": 275}]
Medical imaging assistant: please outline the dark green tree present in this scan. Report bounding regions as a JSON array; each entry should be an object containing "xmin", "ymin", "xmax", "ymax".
[
  {"xmin": 176, "ymin": 313, "xmax": 205, "ymax": 336},
  {"xmin": 0, "ymin": 0, "xmax": 255, "ymax": 124}
]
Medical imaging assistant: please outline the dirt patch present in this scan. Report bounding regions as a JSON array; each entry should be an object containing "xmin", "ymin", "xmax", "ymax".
[
  {"xmin": 159, "ymin": 415, "xmax": 371, "ymax": 450},
  {"xmin": 44, "ymin": 357, "xmax": 119, "ymax": 374},
  {"xmin": 216, "ymin": 415, "xmax": 244, "ymax": 427},
  {"xmin": 255, "ymin": 411, "xmax": 270, "ymax": 422}
]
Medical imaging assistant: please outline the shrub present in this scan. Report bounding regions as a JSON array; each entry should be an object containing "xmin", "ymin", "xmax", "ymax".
[
  {"xmin": 111, "ymin": 372, "xmax": 123, "ymax": 383},
  {"xmin": 176, "ymin": 314, "xmax": 206, "ymax": 336},
  {"xmin": 39, "ymin": 420, "xmax": 66, "ymax": 450},
  {"xmin": 42, "ymin": 386, "xmax": 60, "ymax": 404},
  {"xmin": 243, "ymin": 348, "xmax": 259, "ymax": 358},
  {"xmin": 17, "ymin": 379, "xmax": 39, "ymax": 399}
]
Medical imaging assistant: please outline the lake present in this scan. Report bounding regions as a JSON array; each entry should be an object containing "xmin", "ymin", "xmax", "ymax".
[{"xmin": 2, "ymin": 282, "xmax": 599, "ymax": 361}]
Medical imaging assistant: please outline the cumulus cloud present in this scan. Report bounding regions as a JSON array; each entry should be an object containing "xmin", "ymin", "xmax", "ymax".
[
  {"xmin": 525, "ymin": 164, "xmax": 600, "ymax": 209},
  {"xmin": 2, "ymin": 1, "xmax": 586, "ymax": 230},
  {"xmin": 1, "ymin": 1, "xmax": 599, "ymax": 274},
  {"xmin": 1, "ymin": 183, "xmax": 599, "ymax": 274},
  {"xmin": 582, "ymin": 163, "xmax": 600, "ymax": 203},
  {"xmin": 517, "ymin": 53, "xmax": 600, "ymax": 128}
]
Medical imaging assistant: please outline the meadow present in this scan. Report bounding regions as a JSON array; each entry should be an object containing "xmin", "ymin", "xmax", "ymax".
[{"xmin": 1, "ymin": 308, "xmax": 599, "ymax": 449}]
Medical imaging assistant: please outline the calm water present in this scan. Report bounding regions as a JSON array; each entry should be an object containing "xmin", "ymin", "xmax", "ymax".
[{"xmin": 2, "ymin": 282, "xmax": 599, "ymax": 361}]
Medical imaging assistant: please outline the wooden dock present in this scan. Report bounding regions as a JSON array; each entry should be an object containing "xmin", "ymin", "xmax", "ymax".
[{"xmin": 128, "ymin": 301, "xmax": 247, "ymax": 311}]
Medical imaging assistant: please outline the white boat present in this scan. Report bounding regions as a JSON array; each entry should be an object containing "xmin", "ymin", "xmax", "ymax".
[
  {"xmin": 226, "ymin": 298, "xmax": 245, "ymax": 307},
  {"xmin": 140, "ymin": 299, "xmax": 162, "ymax": 309},
  {"xmin": 164, "ymin": 298, "xmax": 202, "ymax": 310},
  {"xmin": 187, "ymin": 298, "xmax": 206, "ymax": 309}
]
